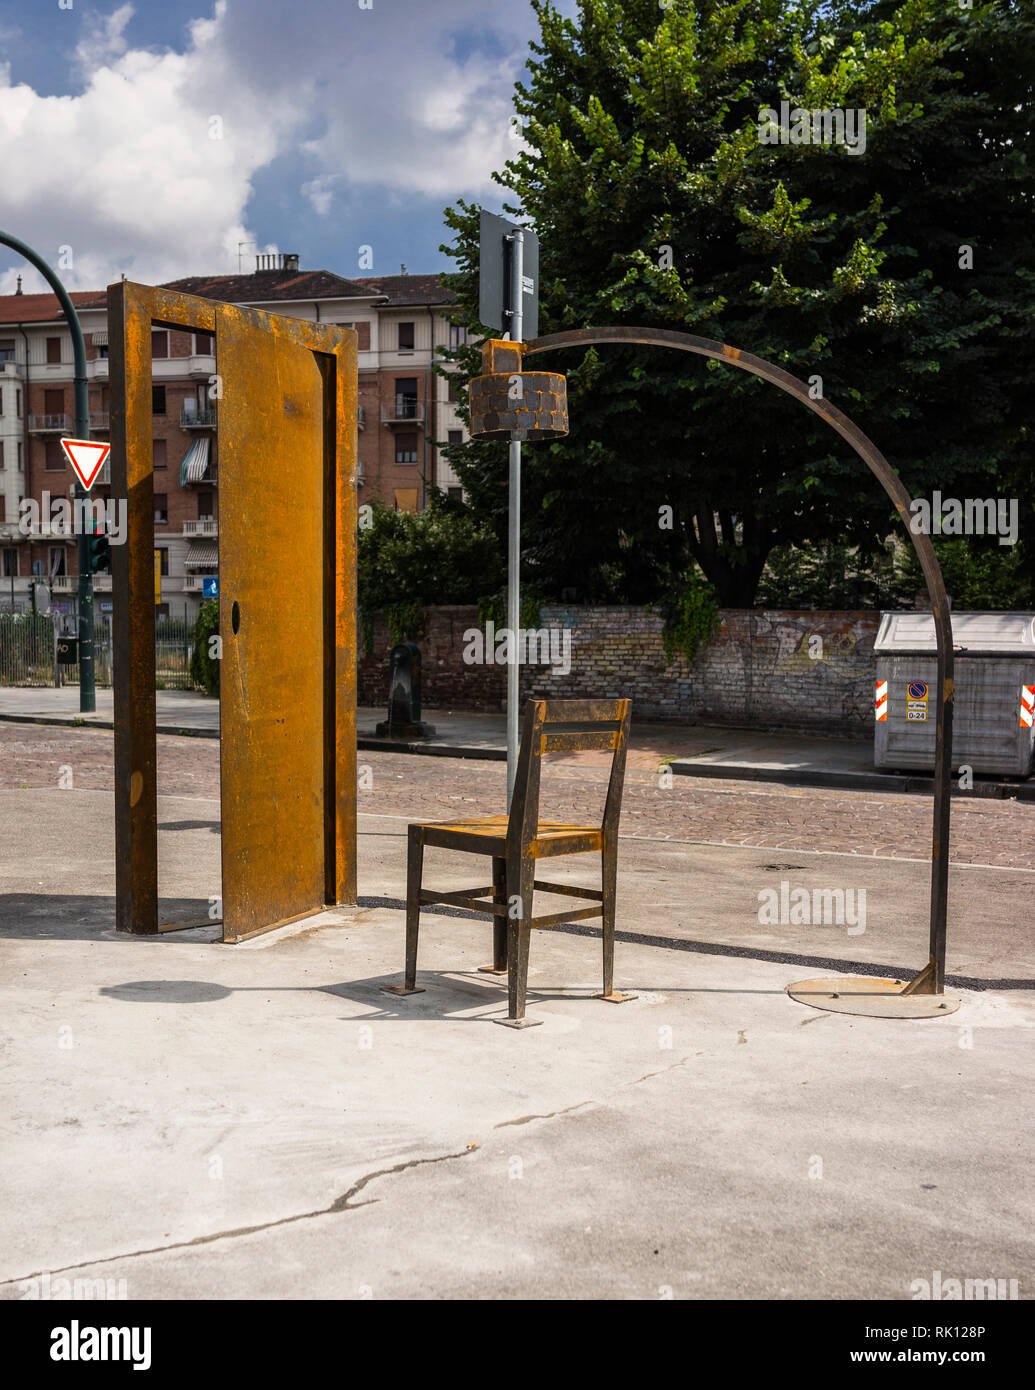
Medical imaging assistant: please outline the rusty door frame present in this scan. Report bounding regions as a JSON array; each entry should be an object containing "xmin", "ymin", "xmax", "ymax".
[{"xmin": 108, "ymin": 282, "xmax": 357, "ymax": 938}]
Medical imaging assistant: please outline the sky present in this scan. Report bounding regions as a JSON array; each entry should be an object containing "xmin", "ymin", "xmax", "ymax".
[{"xmin": 0, "ymin": 0, "xmax": 572, "ymax": 293}]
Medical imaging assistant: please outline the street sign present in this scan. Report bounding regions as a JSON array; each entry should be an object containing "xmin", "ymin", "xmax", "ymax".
[
  {"xmin": 479, "ymin": 210, "xmax": 538, "ymax": 341},
  {"xmin": 202, "ymin": 576, "xmax": 219, "ymax": 598},
  {"xmin": 60, "ymin": 437, "xmax": 110, "ymax": 490}
]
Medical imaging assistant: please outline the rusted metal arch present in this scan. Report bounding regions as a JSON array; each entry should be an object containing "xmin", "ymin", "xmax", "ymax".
[{"xmin": 524, "ymin": 325, "xmax": 953, "ymax": 995}]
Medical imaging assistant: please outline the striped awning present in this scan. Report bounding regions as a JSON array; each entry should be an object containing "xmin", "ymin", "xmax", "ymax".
[
  {"xmin": 91, "ymin": 330, "xmax": 108, "ymax": 346},
  {"xmin": 184, "ymin": 541, "xmax": 218, "ymax": 568},
  {"xmin": 180, "ymin": 437, "xmax": 210, "ymax": 485}
]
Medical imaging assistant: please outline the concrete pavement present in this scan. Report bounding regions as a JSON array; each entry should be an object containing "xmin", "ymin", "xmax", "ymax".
[{"xmin": 1, "ymin": 786, "xmax": 1032, "ymax": 1299}]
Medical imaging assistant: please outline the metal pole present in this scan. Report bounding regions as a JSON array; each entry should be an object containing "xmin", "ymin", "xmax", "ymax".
[
  {"xmin": 506, "ymin": 229, "xmax": 524, "ymax": 807},
  {"xmin": 0, "ymin": 229, "xmax": 94, "ymax": 712}
]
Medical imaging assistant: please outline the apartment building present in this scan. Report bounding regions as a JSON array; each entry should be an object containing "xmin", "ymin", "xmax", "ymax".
[{"xmin": 0, "ymin": 256, "xmax": 469, "ymax": 619}]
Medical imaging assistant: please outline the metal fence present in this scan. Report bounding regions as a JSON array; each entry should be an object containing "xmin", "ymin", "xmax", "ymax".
[{"xmin": 0, "ymin": 613, "xmax": 196, "ymax": 689}]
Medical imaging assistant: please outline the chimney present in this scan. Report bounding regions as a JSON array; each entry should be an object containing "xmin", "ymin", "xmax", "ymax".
[
  {"xmin": 15, "ymin": 275, "xmax": 22, "ymax": 295},
  {"xmin": 255, "ymin": 252, "xmax": 300, "ymax": 272}
]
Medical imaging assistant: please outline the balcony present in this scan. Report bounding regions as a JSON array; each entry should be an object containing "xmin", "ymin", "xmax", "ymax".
[
  {"xmin": 180, "ymin": 405, "xmax": 218, "ymax": 428},
  {"xmin": 49, "ymin": 573, "xmax": 111, "ymax": 592},
  {"xmin": 28, "ymin": 413, "xmax": 70, "ymax": 433},
  {"xmin": 187, "ymin": 354, "xmax": 217, "ymax": 379},
  {"xmin": 90, "ymin": 412, "xmax": 110, "ymax": 432},
  {"xmin": 182, "ymin": 574, "xmax": 219, "ymax": 593},
  {"xmin": 183, "ymin": 518, "xmax": 218, "ymax": 537},
  {"xmin": 1, "ymin": 359, "xmax": 23, "ymax": 377},
  {"xmin": 381, "ymin": 398, "xmax": 424, "ymax": 424},
  {"xmin": 86, "ymin": 358, "xmax": 109, "ymax": 380}
]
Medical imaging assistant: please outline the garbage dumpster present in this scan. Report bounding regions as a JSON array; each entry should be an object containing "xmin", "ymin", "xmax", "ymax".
[{"xmin": 873, "ymin": 611, "xmax": 1035, "ymax": 776}]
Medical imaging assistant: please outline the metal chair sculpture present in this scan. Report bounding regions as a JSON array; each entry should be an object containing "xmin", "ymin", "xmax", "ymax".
[{"xmin": 382, "ymin": 698, "xmax": 634, "ymax": 1027}]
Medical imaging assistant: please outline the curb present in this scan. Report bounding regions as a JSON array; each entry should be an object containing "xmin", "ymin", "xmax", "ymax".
[{"xmin": 669, "ymin": 758, "xmax": 1026, "ymax": 800}]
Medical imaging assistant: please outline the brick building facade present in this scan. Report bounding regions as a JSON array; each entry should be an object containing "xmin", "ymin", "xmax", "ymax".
[{"xmin": 0, "ymin": 258, "xmax": 466, "ymax": 619}]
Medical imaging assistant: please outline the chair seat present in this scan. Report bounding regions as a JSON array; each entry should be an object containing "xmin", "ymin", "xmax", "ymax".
[{"xmin": 420, "ymin": 815, "xmax": 604, "ymax": 859}]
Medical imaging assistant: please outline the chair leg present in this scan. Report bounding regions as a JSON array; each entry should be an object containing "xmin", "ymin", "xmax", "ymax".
[
  {"xmin": 478, "ymin": 854, "xmax": 509, "ymax": 976},
  {"xmin": 595, "ymin": 839, "xmax": 636, "ymax": 1004},
  {"xmin": 381, "ymin": 824, "xmax": 426, "ymax": 998},
  {"xmin": 495, "ymin": 856, "xmax": 541, "ymax": 1028}
]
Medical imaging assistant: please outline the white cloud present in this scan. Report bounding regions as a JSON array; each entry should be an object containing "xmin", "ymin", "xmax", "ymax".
[{"xmin": 0, "ymin": 0, "xmax": 540, "ymax": 290}]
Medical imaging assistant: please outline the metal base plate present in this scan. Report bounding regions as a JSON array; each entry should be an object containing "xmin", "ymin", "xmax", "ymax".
[
  {"xmin": 786, "ymin": 976, "xmax": 960, "ymax": 1019},
  {"xmin": 493, "ymin": 1016, "xmax": 543, "ymax": 1029},
  {"xmin": 477, "ymin": 965, "xmax": 509, "ymax": 976},
  {"xmin": 380, "ymin": 984, "xmax": 426, "ymax": 997},
  {"xmin": 594, "ymin": 990, "xmax": 637, "ymax": 1004}
]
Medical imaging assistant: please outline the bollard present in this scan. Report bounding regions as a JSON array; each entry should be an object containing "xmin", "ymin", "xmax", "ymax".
[{"xmin": 375, "ymin": 642, "xmax": 436, "ymax": 740}]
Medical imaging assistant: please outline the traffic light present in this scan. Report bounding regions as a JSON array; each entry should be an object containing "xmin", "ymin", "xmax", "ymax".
[{"xmin": 87, "ymin": 520, "xmax": 111, "ymax": 574}]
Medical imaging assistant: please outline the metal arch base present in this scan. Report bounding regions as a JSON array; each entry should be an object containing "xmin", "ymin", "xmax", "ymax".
[
  {"xmin": 523, "ymin": 325, "xmax": 956, "ymax": 1000},
  {"xmin": 786, "ymin": 977, "xmax": 960, "ymax": 1019}
]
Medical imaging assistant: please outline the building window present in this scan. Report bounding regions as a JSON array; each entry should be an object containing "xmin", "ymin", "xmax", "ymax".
[
  {"xmin": 49, "ymin": 546, "xmax": 66, "ymax": 577},
  {"xmin": 155, "ymin": 602, "xmax": 170, "ymax": 618},
  {"xmin": 448, "ymin": 324, "xmax": 468, "ymax": 347},
  {"xmin": 2, "ymin": 547, "xmax": 17, "ymax": 577},
  {"xmin": 151, "ymin": 330, "xmax": 169, "ymax": 359},
  {"xmin": 153, "ymin": 439, "xmax": 167, "ymax": 469},
  {"xmin": 0, "ymin": 386, "xmax": 4, "ymax": 415},
  {"xmin": 16, "ymin": 389, "xmax": 22, "ymax": 417},
  {"xmin": 447, "ymin": 377, "xmax": 460, "ymax": 404},
  {"xmin": 0, "ymin": 338, "xmax": 14, "ymax": 362},
  {"xmin": 44, "ymin": 388, "xmax": 64, "ymax": 415},
  {"xmin": 197, "ymin": 489, "xmax": 213, "ymax": 519},
  {"xmin": 44, "ymin": 439, "xmax": 64, "ymax": 471},
  {"xmin": 46, "ymin": 337, "xmax": 62, "ymax": 364},
  {"xmin": 17, "ymin": 441, "xmax": 22, "ymax": 468},
  {"xmin": 398, "ymin": 321, "xmax": 415, "ymax": 350},
  {"xmin": 156, "ymin": 547, "xmax": 169, "ymax": 576},
  {"xmin": 0, "ymin": 497, "xmax": 5, "ymax": 523},
  {"xmin": 394, "ymin": 488, "xmax": 418, "ymax": 513},
  {"xmin": 355, "ymin": 322, "xmax": 371, "ymax": 351},
  {"xmin": 194, "ymin": 332, "xmax": 213, "ymax": 354},
  {"xmin": 97, "ymin": 344, "xmax": 109, "ymax": 360},
  {"xmin": 394, "ymin": 378, "xmax": 418, "ymax": 418},
  {"xmin": 395, "ymin": 432, "xmax": 418, "ymax": 464},
  {"xmin": 447, "ymin": 486, "xmax": 463, "ymax": 502},
  {"xmin": 447, "ymin": 429, "xmax": 463, "ymax": 446},
  {"xmin": 154, "ymin": 493, "xmax": 168, "ymax": 524},
  {"xmin": 152, "ymin": 385, "xmax": 166, "ymax": 415},
  {"xmin": 0, "ymin": 440, "xmax": 4, "ymax": 469}
]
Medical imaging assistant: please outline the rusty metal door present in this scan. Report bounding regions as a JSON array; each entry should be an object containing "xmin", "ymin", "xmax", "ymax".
[
  {"xmin": 109, "ymin": 284, "xmax": 357, "ymax": 940},
  {"xmin": 218, "ymin": 317, "xmax": 328, "ymax": 939}
]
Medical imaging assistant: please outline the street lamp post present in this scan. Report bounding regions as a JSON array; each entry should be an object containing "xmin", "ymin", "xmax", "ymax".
[{"xmin": 0, "ymin": 230, "xmax": 94, "ymax": 712}]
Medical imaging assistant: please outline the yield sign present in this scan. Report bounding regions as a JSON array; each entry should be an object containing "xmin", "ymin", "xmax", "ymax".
[{"xmin": 60, "ymin": 437, "xmax": 111, "ymax": 490}]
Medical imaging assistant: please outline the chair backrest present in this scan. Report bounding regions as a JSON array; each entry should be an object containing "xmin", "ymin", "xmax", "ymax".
[{"xmin": 507, "ymin": 699, "xmax": 632, "ymax": 855}]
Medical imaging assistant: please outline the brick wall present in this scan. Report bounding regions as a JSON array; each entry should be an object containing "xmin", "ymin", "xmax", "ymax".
[
  {"xmin": 358, "ymin": 604, "xmax": 880, "ymax": 736},
  {"xmin": 358, "ymin": 605, "xmax": 505, "ymax": 712},
  {"xmin": 521, "ymin": 606, "xmax": 879, "ymax": 736}
]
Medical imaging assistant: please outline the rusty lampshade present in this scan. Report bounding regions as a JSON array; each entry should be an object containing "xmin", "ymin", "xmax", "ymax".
[{"xmin": 468, "ymin": 338, "xmax": 568, "ymax": 441}]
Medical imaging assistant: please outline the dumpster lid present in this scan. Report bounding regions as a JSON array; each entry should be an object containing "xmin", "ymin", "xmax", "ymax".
[{"xmin": 874, "ymin": 610, "xmax": 1035, "ymax": 656}]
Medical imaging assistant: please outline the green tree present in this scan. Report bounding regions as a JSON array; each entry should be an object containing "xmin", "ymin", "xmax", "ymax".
[
  {"xmin": 439, "ymin": 0, "xmax": 1034, "ymax": 608},
  {"xmin": 357, "ymin": 492, "xmax": 504, "ymax": 649},
  {"xmin": 190, "ymin": 599, "xmax": 219, "ymax": 696}
]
